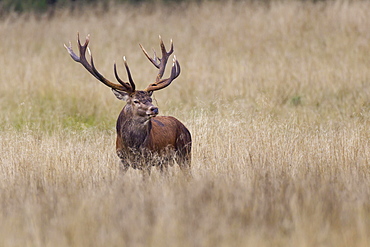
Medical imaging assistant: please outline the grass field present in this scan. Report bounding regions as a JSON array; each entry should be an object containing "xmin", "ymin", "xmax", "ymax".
[{"xmin": 0, "ymin": 0, "xmax": 369, "ymax": 246}]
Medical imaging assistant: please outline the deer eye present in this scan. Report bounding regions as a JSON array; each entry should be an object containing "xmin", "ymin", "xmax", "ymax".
[{"xmin": 133, "ymin": 100, "xmax": 140, "ymax": 104}]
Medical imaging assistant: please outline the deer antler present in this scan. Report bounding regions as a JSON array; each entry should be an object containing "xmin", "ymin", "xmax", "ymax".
[
  {"xmin": 64, "ymin": 33, "xmax": 135, "ymax": 93},
  {"xmin": 140, "ymin": 36, "xmax": 181, "ymax": 92}
]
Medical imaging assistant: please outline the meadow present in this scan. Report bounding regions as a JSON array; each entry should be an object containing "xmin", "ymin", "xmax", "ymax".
[{"xmin": 0, "ymin": 0, "xmax": 369, "ymax": 246}]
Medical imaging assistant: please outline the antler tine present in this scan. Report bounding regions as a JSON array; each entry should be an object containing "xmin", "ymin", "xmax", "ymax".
[
  {"xmin": 64, "ymin": 33, "xmax": 134, "ymax": 93},
  {"xmin": 156, "ymin": 37, "xmax": 174, "ymax": 81},
  {"xmin": 114, "ymin": 63, "xmax": 127, "ymax": 89},
  {"xmin": 139, "ymin": 44, "xmax": 159, "ymax": 69},
  {"xmin": 64, "ymin": 42, "xmax": 79, "ymax": 62},
  {"xmin": 114, "ymin": 57, "xmax": 136, "ymax": 92},
  {"xmin": 140, "ymin": 36, "xmax": 174, "ymax": 82},
  {"xmin": 145, "ymin": 56, "xmax": 180, "ymax": 92},
  {"xmin": 64, "ymin": 33, "xmax": 92, "ymax": 72}
]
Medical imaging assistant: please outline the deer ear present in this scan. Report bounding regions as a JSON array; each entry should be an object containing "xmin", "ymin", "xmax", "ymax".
[{"xmin": 112, "ymin": 89, "xmax": 130, "ymax": 101}]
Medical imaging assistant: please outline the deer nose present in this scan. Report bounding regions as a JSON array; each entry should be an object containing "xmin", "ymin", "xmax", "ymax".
[{"xmin": 150, "ymin": 106, "xmax": 159, "ymax": 115}]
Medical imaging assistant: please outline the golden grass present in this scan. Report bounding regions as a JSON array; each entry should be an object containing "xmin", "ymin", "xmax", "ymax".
[{"xmin": 0, "ymin": 1, "xmax": 369, "ymax": 246}]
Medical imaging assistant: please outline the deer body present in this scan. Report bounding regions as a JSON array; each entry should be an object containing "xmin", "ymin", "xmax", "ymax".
[
  {"xmin": 65, "ymin": 34, "xmax": 191, "ymax": 176},
  {"xmin": 116, "ymin": 114, "xmax": 191, "ymax": 172},
  {"xmin": 114, "ymin": 91, "xmax": 191, "ymax": 173}
]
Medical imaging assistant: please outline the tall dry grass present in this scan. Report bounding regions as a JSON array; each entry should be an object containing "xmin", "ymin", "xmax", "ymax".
[{"xmin": 0, "ymin": 1, "xmax": 369, "ymax": 246}]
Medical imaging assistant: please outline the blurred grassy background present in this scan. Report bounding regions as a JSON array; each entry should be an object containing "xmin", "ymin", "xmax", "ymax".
[{"xmin": 0, "ymin": 0, "xmax": 369, "ymax": 246}]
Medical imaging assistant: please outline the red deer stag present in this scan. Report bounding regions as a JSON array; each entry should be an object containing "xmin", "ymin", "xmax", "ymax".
[{"xmin": 64, "ymin": 34, "xmax": 191, "ymax": 177}]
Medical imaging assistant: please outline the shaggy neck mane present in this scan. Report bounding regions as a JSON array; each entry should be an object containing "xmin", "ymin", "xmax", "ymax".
[{"xmin": 118, "ymin": 105, "xmax": 152, "ymax": 150}]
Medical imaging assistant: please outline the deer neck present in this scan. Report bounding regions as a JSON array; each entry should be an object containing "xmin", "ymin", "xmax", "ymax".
[{"xmin": 118, "ymin": 107, "xmax": 152, "ymax": 150}]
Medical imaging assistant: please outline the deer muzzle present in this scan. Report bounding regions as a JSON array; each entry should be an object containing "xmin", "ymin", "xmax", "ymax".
[{"xmin": 147, "ymin": 106, "xmax": 159, "ymax": 118}]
